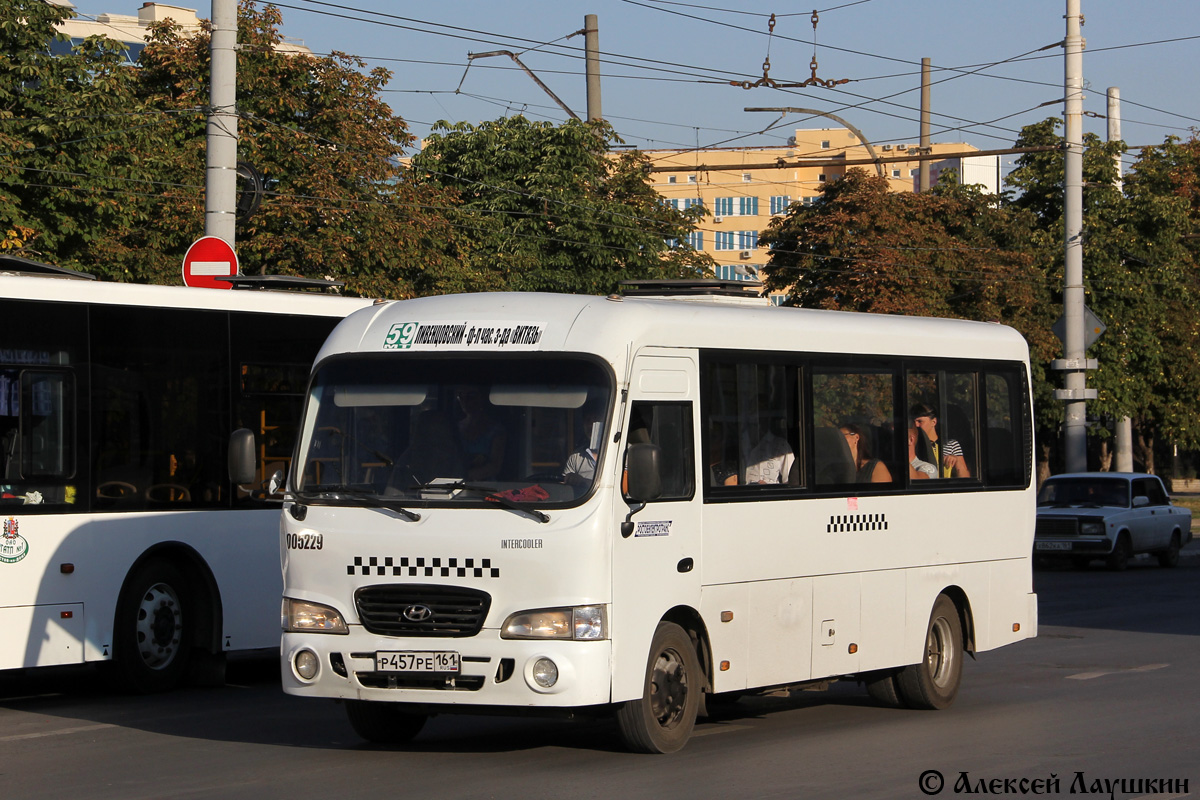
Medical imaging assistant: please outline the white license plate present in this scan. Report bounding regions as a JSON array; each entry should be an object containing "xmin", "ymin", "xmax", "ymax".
[
  {"xmin": 375, "ymin": 651, "xmax": 461, "ymax": 673},
  {"xmin": 1035, "ymin": 541, "xmax": 1072, "ymax": 551}
]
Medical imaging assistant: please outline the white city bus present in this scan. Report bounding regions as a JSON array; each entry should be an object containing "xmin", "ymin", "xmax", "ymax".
[
  {"xmin": 0, "ymin": 260, "xmax": 374, "ymax": 691},
  {"xmin": 273, "ymin": 281, "xmax": 1037, "ymax": 753}
]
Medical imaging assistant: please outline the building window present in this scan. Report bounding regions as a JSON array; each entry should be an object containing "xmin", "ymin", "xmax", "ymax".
[
  {"xmin": 668, "ymin": 175, "xmax": 677, "ymax": 184},
  {"xmin": 662, "ymin": 198, "xmax": 681, "ymax": 210},
  {"xmin": 714, "ymin": 197, "xmax": 734, "ymax": 217},
  {"xmin": 892, "ymin": 169, "xmax": 902, "ymax": 178},
  {"xmin": 737, "ymin": 231, "xmax": 759, "ymax": 250},
  {"xmin": 742, "ymin": 173, "xmax": 752, "ymax": 183},
  {"xmin": 818, "ymin": 174, "xmax": 826, "ymax": 182},
  {"xmin": 683, "ymin": 198, "xmax": 703, "ymax": 210},
  {"xmin": 769, "ymin": 195, "xmax": 791, "ymax": 215},
  {"xmin": 687, "ymin": 231, "xmax": 703, "ymax": 250},
  {"xmin": 821, "ymin": 140, "xmax": 831, "ymax": 149},
  {"xmin": 910, "ymin": 169, "xmax": 919, "ymax": 177},
  {"xmin": 714, "ymin": 231, "xmax": 735, "ymax": 250},
  {"xmin": 687, "ymin": 174, "xmax": 697, "ymax": 183},
  {"xmin": 737, "ymin": 196, "xmax": 759, "ymax": 216}
]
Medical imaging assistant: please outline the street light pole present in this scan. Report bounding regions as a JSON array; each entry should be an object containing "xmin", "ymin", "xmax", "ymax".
[{"xmin": 205, "ymin": 0, "xmax": 238, "ymax": 248}]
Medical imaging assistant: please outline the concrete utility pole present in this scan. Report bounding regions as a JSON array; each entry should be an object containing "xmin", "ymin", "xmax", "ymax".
[
  {"xmin": 585, "ymin": 14, "xmax": 602, "ymax": 122},
  {"xmin": 919, "ymin": 57, "xmax": 931, "ymax": 192},
  {"xmin": 206, "ymin": 0, "xmax": 238, "ymax": 249},
  {"xmin": 1108, "ymin": 87, "xmax": 1134, "ymax": 473},
  {"xmin": 1058, "ymin": 0, "xmax": 1093, "ymax": 473}
]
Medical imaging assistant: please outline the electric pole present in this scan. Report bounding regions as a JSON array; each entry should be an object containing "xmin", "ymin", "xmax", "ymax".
[
  {"xmin": 1056, "ymin": 0, "xmax": 1092, "ymax": 473},
  {"xmin": 206, "ymin": 0, "xmax": 238, "ymax": 249},
  {"xmin": 919, "ymin": 57, "xmax": 931, "ymax": 192},
  {"xmin": 585, "ymin": 14, "xmax": 602, "ymax": 122},
  {"xmin": 1108, "ymin": 87, "xmax": 1134, "ymax": 473}
]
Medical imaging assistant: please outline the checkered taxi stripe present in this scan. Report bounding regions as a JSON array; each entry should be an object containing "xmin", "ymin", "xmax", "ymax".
[
  {"xmin": 826, "ymin": 513, "xmax": 888, "ymax": 533},
  {"xmin": 348, "ymin": 556, "xmax": 500, "ymax": 578}
]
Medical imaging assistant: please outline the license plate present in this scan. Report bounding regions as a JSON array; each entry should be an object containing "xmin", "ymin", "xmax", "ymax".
[
  {"xmin": 375, "ymin": 651, "xmax": 461, "ymax": 673},
  {"xmin": 1035, "ymin": 541, "xmax": 1072, "ymax": 551}
]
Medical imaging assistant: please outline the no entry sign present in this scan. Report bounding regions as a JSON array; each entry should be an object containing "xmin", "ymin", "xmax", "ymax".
[{"xmin": 182, "ymin": 236, "xmax": 238, "ymax": 289}]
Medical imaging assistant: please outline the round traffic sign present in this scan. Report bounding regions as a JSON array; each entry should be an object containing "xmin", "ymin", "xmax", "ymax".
[{"xmin": 182, "ymin": 236, "xmax": 239, "ymax": 289}]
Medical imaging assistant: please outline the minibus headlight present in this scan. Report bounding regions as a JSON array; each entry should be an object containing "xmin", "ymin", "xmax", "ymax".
[
  {"xmin": 282, "ymin": 597, "xmax": 348, "ymax": 634},
  {"xmin": 501, "ymin": 605, "xmax": 607, "ymax": 640}
]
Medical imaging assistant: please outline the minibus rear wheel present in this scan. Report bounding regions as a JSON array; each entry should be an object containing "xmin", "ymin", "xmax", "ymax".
[
  {"xmin": 345, "ymin": 700, "xmax": 428, "ymax": 744},
  {"xmin": 896, "ymin": 594, "xmax": 962, "ymax": 711}
]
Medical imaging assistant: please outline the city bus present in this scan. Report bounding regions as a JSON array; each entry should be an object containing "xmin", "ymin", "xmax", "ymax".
[
  {"xmin": 268, "ymin": 280, "xmax": 1037, "ymax": 753},
  {"xmin": 0, "ymin": 260, "xmax": 374, "ymax": 691}
]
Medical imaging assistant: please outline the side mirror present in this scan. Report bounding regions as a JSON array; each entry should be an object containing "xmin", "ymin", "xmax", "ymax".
[
  {"xmin": 228, "ymin": 428, "xmax": 257, "ymax": 486},
  {"xmin": 624, "ymin": 443, "xmax": 663, "ymax": 503},
  {"xmin": 268, "ymin": 469, "xmax": 285, "ymax": 496},
  {"xmin": 1132, "ymin": 495, "xmax": 1149, "ymax": 508}
]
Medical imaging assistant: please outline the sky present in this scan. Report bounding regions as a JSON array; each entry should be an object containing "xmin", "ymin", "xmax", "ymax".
[{"xmin": 64, "ymin": 0, "xmax": 1200, "ymax": 172}]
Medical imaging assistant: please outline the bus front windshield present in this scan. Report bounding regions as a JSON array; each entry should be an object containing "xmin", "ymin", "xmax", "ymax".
[{"xmin": 296, "ymin": 356, "xmax": 613, "ymax": 506}]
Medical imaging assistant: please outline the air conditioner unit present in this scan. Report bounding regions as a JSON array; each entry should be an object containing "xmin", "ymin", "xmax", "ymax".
[
  {"xmin": 739, "ymin": 250, "xmax": 752, "ymax": 259},
  {"xmin": 713, "ymin": 216, "xmax": 723, "ymax": 223},
  {"xmin": 882, "ymin": 144, "xmax": 893, "ymax": 151}
]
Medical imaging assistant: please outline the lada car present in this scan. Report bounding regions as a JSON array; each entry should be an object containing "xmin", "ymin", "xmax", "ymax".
[{"xmin": 1034, "ymin": 472, "xmax": 1192, "ymax": 569}]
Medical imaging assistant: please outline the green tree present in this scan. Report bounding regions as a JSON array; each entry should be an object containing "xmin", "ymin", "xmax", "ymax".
[
  {"xmin": 411, "ymin": 116, "xmax": 713, "ymax": 295},
  {"xmin": 1008, "ymin": 119, "xmax": 1199, "ymax": 472},
  {"xmin": 0, "ymin": 0, "xmax": 150, "ymax": 266}
]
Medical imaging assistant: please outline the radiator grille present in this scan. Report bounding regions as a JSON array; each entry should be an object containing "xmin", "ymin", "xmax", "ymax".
[
  {"xmin": 355, "ymin": 584, "xmax": 491, "ymax": 638},
  {"xmin": 1035, "ymin": 517, "xmax": 1079, "ymax": 538}
]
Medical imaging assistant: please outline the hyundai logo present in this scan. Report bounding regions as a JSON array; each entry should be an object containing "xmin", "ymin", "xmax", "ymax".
[{"xmin": 402, "ymin": 604, "xmax": 434, "ymax": 623}]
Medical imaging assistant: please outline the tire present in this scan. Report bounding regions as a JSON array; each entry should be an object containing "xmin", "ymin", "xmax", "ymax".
[
  {"xmin": 615, "ymin": 621, "xmax": 701, "ymax": 754},
  {"xmin": 345, "ymin": 701, "xmax": 428, "ymax": 744},
  {"xmin": 1107, "ymin": 533, "xmax": 1132, "ymax": 571},
  {"xmin": 113, "ymin": 559, "xmax": 192, "ymax": 693},
  {"xmin": 1157, "ymin": 532, "xmax": 1181, "ymax": 568},
  {"xmin": 864, "ymin": 669, "xmax": 906, "ymax": 708},
  {"xmin": 896, "ymin": 595, "xmax": 963, "ymax": 711}
]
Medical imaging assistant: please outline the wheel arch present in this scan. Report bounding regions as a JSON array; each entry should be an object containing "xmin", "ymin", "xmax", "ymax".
[
  {"xmin": 117, "ymin": 542, "xmax": 223, "ymax": 656},
  {"xmin": 660, "ymin": 605, "xmax": 712, "ymax": 692},
  {"xmin": 935, "ymin": 585, "xmax": 976, "ymax": 654}
]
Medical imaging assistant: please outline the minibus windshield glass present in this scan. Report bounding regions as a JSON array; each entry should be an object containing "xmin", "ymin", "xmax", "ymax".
[{"xmin": 296, "ymin": 356, "xmax": 612, "ymax": 505}]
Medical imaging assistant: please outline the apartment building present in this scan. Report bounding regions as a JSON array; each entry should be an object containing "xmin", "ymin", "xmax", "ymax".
[
  {"xmin": 49, "ymin": 0, "xmax": 311, "ymax": 59},
  {"xmin": 647, "ymin": 128, "xmax": 996, "ymax": 283}
]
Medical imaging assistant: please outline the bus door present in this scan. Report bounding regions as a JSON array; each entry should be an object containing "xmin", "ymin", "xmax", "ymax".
[{"xmin": 610, "ymin": 351, "xmax": 702, "ymax": 701}]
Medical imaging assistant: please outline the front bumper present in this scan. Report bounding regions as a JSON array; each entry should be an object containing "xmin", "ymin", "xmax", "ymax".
[{"xmin": 282, "ymin": 629, "xmax": 614, "ymax": 709}]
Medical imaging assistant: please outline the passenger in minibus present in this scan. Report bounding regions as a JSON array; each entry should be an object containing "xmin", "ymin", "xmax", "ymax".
[
  {"xmin": 907, "ymin": 427, "xmax": 937, "ymax": 480},
  {"xmin": 840, "ymin": 422, "xmax": 892, "ymax": 483},
  {"xmin": 562, "ymin": 403, "xmax": 605, "ymax": 489},
  {"xmin": 744, "ymin": 426, "xmax": 795, "ymax": 484},
  {"xmin": 911, "ymin": 403, "xmax": 970, "ymax": 478}
]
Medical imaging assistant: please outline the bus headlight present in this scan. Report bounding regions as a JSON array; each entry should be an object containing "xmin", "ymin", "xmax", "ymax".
[
  {"xmin": 282, "ymin": 597, "xmax": 348, "ymax": 634},
  {"xmin": 501, "ymin": 605, "xmax": 607, "ymax": 640}
]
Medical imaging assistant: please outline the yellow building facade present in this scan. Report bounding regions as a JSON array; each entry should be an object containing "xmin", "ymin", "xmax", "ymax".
[{"xmin": 645, "ymin": 128, "xmax": 990, "ymax": 283}]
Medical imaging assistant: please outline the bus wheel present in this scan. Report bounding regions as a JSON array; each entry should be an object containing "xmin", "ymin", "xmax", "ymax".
[
  {"xmin": 345, "ymin": 700, "xmax": 428, "ymax": 744},
  {"xmin": 864, "ymin": 669, "xmax": 906, "ymax": 708},
  {"xmin": 896, "ymin": 595, "xmax": 962, "ymax": 711},
  {"xmin": 113, "ymin": 559, "xmax": 192, "ymax": 693},
  {"xmin": 615, "ymin": 621, "xmax": 701, "ymax": 754}
]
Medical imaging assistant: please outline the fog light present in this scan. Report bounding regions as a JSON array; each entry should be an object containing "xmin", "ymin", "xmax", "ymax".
[
  {"xmin": 532, "ymin": 657, "xmax": 558, "ymax": 688},
  {"xmin": 294, "ymin": 649, "xmax": 319, "ymax": 681}
]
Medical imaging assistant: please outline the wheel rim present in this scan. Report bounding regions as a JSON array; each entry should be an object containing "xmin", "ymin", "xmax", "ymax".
[
  {"xmin": 135, "ymin": 582, "xmax": 183, "ymax": 670},
  {"xmin": 926, "ymin": 616, "xmax": 957, "ymax": 689},
  {"xmin": 648, "ymin": 646, "xmax": 690, "ymax": 729}
]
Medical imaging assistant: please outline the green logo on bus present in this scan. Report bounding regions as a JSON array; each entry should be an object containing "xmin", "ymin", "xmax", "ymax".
[
  {"xmin": 1, "ymin": 518, "xmax": 28, "ymax": 564},
  {"xmin": 384, "ymin": 322, "xmax": 420, "ymax": 350}
]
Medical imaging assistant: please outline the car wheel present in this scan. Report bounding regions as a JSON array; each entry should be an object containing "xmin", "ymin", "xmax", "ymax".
[
  {"xmin": 1106, "ymin": 533, "xmax": 1132, "ymax": 571},
  {"xmin": 1157, "ymin": 532, "xmax": 1181, "ymax": 568}
]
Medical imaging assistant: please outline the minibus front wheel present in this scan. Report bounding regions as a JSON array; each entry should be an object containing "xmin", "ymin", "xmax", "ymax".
[{"xmin": 615, "ymin": 621, "xmax": 701, "ymax": 754}]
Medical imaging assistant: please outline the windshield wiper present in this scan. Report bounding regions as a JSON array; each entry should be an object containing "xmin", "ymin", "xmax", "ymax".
[
  {"xmin": 300, "ymin": 488, "xmax": 420, "ymax": 521},
  {"xmin": 411, "ymin": 481, "xmax": 550, "ymax": 524}
]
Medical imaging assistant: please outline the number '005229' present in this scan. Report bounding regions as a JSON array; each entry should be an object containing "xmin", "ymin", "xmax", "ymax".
[{"xmin": 286, "ymin": 533, "xmax": 323, "ymax": 550}]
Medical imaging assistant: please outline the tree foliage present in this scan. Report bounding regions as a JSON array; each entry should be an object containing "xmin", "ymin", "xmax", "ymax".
[{"xmin": 411, "ymin": 116, "xmax": 713, "ymax": 295}]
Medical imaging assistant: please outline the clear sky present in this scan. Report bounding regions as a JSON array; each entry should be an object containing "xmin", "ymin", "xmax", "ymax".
[{"xmin": 65, "ymin": 0, "xmax": 1200, "ymax": 171}]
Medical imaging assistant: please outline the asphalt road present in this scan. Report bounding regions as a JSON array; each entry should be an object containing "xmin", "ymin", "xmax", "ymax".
[{"xmin": 1, "ymin": 548, "xmax": 1197, "ymax": 800}]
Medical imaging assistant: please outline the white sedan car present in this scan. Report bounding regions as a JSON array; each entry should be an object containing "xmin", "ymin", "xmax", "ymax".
[{"xmin": 1035, "ymin": 472, "xmax": 1192, "ymax": 570}]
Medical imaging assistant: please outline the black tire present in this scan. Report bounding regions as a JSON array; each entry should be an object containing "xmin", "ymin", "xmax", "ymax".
[
  {"xmin": 896, "ymin": 595, "xmax": 963, "ymax": 711},
  {"xmin": 345, "ymin": 701, "xmax": 428, "ymax": 744},
  {"xmin": 113, "ymin": 559, "xmax": 192, "ymax": 693},
  {"xmin": 615, "ymin": 621, "xmax": 701, "ymax": 754},
  {"xmin": 1107, "ymin": 533, "xmax": 1132, "ymax": 571},
  {"xmin": 864, "ymin": 669, "xmax": 906, "ymax": 708},
  {"xmin": 1157, "ymin": 532, "xmax": 1182, "ymax": 568}
]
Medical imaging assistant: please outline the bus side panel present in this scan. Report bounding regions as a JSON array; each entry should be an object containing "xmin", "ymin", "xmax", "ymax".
[
  {"xmin": 0, "ymin": 604, "xmax": 84, "ymax": 669},
  {"xmin": 981, "ymin": 559, "xmax": 1037, "ymax": 651},
  {"xmin": 903, "ymin": 562, "xmax": 990, "ymax": 665},
  {"xmin": 857, "ymin": 569, "xmax": 908, "ymax": 673},
  {"xmin": 810, "ymin": 573, "xmax": 860, "ymax": 678},
  {"xmin": 699, "ymin": 582, "xmax": 749, "ymax": 693},
  {"xmin": 748, "ymin": 577, "xmax": 813, "ymax": 687}
]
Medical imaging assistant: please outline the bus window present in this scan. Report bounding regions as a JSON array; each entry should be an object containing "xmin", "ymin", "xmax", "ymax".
[
  {"xmin": 908, "ymin": 368, "xmax": 977, "ymax": 480},
  {"xmin": 812, "ymin": 365, "xmax": 898, "ymax": 489},
  {"xmin": 983, "ymin": 368, "xmax": 1029, "ymax": 487},
  {"xmin": 624, "ymin": 401, "xmax": 694, "ymax": 500},
  {"xmin": 701, "ymin": 359, "xmax": 798, "ymax": 490}
]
